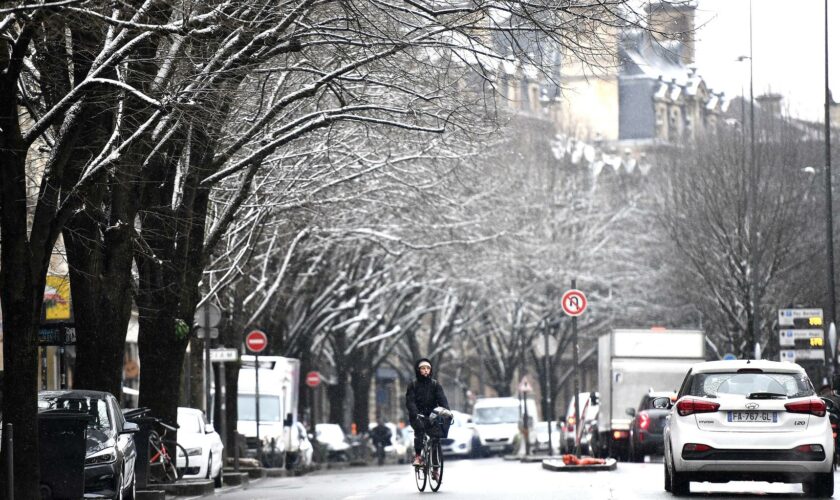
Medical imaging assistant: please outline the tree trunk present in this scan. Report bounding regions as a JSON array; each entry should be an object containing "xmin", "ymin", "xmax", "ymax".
[
  {"xmin": 327, "ymin": 375, "xmax": 348, "ymax": 430},
  {"xmin": 350, "ymin": 370, "xmax": 373, "ymax": 433}
]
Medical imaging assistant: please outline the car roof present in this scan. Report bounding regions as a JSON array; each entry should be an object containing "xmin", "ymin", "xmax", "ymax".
[
  {"xmin": 177, "ymin": 407, "xmax": 204, "ymax": 415},
  {"xmin": 690, "ymin": 359, "xmax": 806, "ymax": 374},
  {"xmin": 39, "ymin": 389, "xmax": 114, "ymax": 400}
]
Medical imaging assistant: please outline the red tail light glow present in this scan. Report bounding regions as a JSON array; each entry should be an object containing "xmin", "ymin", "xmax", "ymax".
[
  {"xmin": 612, "ymin": 430, "xmax": 629, "ymax": 440},
  {"xmin": 638, "ymin": 411, "xmax": 650, "ymax": 431},
  {"xmin": 785, "ymin": 399, "xmax": 827, "ymax": 417},
  {"xmin": 795, "ymin": 444, "xmax": 824, "ymax": 453},
  {"xmin": 682, "ymin": 443, "xmax": 711, "ymax": 452},
  {"xmin": 676, "ymin": 399, "xmax": 720, "ymax": 416},
  {"xmin": 567, "ymin": 415, "xmax": 576, "ymax": 426}
]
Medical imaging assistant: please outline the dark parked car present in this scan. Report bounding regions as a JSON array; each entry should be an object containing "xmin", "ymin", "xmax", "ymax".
[
  {"xmin": 626, "ymin": 390, "xmax": 675, "ymax": 462},
  {"xmin": 38, "ymin": 390, "xmax": 138, "ymax": 499}
]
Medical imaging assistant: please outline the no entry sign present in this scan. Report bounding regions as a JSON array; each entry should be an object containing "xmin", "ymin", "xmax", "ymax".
[
  {"xmin": 305, "ymin": 371, "xmax": 321, "ymax": 388},
  {"xmin": 245, "ymin": 329, "xmax": 268, "ymax": 353},
  {"xmin": 561, "ymin": 289, "xmax": 588, "ymax": 317}
]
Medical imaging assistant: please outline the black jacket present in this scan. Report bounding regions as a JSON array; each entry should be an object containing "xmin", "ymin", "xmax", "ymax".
[
  {"xmin": 370, "ymin": 424, "xmax": 392, "ymax": 446},
  {"xmin": 405, "ymin": 358, "xmax": 449, "ymax": 419}
]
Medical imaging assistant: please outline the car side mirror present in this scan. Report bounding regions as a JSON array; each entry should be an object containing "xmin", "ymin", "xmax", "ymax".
[
  {"xmin": 121, "ymin": 421, "xmax": 140, "ymax": 435},
  {"xmin": 590, "ymin": 392, "xmax": 600, "ymax": 405},
  {"xmin": 625, "ymin": 407, "xmax": 636, "ymax": 417},
  {"xmin": 205, "ymin": 423, "xmax": 216, "ymax": 434},
  {"xmin": 284, "ymin": 414, "xmax": 293, "ymax": 427},
  {"xmin": 652, "ymin": 397, "xmax": 672, "ymax": 410}
]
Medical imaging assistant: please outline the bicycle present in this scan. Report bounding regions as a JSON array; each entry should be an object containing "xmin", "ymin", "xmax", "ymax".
[
  {"xmin": 149, "ymin": 420, "xmax": 188, "ymax": 483},
  {"xmin": 413, "ymin": 409, "xmax": 451, "ymax": 492}
]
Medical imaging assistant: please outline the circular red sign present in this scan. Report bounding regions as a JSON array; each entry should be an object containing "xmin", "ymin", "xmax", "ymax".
[
  {"xmin": 561, "ymin": 289, "xmax": 588, "ymax": 317},
  {"xmin": 245, "ymin": 329, "xmax": 268, "ymax": 353},
  {"xmin": 305, "ymin": 371, "xmax": 321, "ymax": 388}
]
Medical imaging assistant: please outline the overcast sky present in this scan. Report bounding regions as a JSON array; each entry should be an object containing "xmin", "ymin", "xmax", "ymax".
[{"xmin": 692, "ymin": 0, "xmax": 839, "ymax": 121}]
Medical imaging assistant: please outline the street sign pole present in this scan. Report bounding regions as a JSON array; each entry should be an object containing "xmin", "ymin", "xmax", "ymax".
[
  {"xmin": 571, "ymin": 279, "xmax": 581, "ymax": 457},
  {"xmin": 255, "ymin": 351, "xmax": 261, "ymax": 464},
  {"xmin": 219, "ymin": 364, "xmax": 227, "ymax": 466},
  {"xmin": 543, "ymin": 321, "xmax": 553, "ymax": 456},
  {"xmin": 205, "ymin": 304, "xmax": 211, "ymax": 416}
]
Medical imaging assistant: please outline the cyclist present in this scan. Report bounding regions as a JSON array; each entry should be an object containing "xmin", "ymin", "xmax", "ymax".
[
  {"xmin": 405, "ymin": 358, "xmax": 450, "ymax": 467},
  {"xmin": 370, "ymin": 416, "xmax": 392, "ymax": 465}
]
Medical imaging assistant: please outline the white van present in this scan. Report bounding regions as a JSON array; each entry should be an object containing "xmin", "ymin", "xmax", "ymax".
[
  {"xmin": 472, "ymin": 397, "xmax": 538, "ymax": 455},
  {"xmin": 237, "ymin": 355, "xmax": 300, "ymax": 468}
]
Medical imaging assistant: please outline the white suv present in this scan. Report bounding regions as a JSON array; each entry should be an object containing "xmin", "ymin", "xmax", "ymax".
[{"xmin": 661, "ymin": 360, "xmax": 834, "ymax": 497}]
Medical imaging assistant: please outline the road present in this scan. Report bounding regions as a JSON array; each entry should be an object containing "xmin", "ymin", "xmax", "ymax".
[{"xmin": 197, "ymin": 457, "xmax": 823, "ymax": 499}]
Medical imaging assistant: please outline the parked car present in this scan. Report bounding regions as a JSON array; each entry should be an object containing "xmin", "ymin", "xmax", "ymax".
[
  {"xmin": 441, "ymin": 410, "xmax": 479, "ymax": 458},
  {"xmin": 314, "ymin": 423, "xmax": 351, "ymax": 461},
  {"xmin": 662, "ymin": 360, "xmax": 834, "ymax": 497},
  {"xmin": 560, "ymin": 392, "xmax": 599, "ymax": 454},
  {"xmin": 533, "ymin": 420, "xmax": 562, "ymax": 454},
  {"xmin": 176, "ymin": 407, "xmax": 224, "ymax": 487},
  {"xmin": 626, "ymin": 391, "xmax": 675, "ymax": 462},
  {"xmin": 38, "ymin": 390, "xmax": 137, "ymax": 500},
  {"xmin": 279, "ymin": 421, "xmax": 314, "ymax": 470}
]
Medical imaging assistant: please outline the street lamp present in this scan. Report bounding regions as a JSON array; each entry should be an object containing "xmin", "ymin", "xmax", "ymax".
[
  {"xmin": 736, "ymin": 1, "xmax": 758, "ymax": 358},
  {"xmin": 823, "ymin": 0, "xmax": 837, "ymax": 379}
]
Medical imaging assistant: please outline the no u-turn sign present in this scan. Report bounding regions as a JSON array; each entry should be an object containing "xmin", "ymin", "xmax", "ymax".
[{"xmin": 561, "ymin": 289, "xmax": 588, "ymax": 317}]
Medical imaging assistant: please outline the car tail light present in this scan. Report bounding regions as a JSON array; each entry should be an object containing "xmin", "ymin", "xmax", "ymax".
[
  {"xmin": 682, "ymin": 443, "xmax": 712, "ymax": 453},
  {"xmin": 795, "ymin": 444, "xmax": 824, "ymax": 453},
  {"xmin": 676, "ymin": 399, "xmax": 720, "ymax": 416},
  {"xmin": 785, "ymin": 399, "xmax": 827, "ymax": 417},
  {"xmin": 567, "ymin": 415, "xmax": 576, "ymax": 426},
  {"xmin": 612, "ymin": 430, "xmax": 628, "ymax": 440},
  {"xmin": 638, "ymin": 411, "xmax": 650, "ymax": 431}
]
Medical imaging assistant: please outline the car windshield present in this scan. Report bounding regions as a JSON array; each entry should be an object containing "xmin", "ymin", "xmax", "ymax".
[
  {"xmin": 474, "ymin": 406, "xmax": 519, "ymax": 424},
  {"xmin": 686, "ymin": 372, "xmax": 814, "ymax": 398},
  {"xmin": 237, "ymin": 395, "xmax": 282, "ymax": 421},
  {"xmin": 38, "ymin": 396, "xmax": 111, "ymax": 431},
  {"xmin": 178, "ymin": 412, "xmax": 203, "ymax": 434}
]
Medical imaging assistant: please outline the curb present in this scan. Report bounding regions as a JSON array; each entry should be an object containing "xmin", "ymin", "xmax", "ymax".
[
  {"xmin": 223, "ymin": 472, "xmax": 250, "ymax": 487},
  {"xmin": 542, "ymin": 458, "xmax": 618, "ymax": 472},
  {"xmin": 136, "ymin": 490, "xmax": 166, "ymax": 500},
  {"xmin": 156, "ymin": 479, "xmax": 215, "ymax": 496}
]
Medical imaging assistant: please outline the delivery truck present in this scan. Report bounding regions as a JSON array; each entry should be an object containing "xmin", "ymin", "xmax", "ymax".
[{"xmin": 591, "ymin": 328, "xmax": 705, "ymax": 460}]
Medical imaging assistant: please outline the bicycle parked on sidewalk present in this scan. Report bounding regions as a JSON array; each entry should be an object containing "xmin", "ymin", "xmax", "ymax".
[
  {"xmin": 125, "ymin": 408, "xmax": 189, "ymax": 484},
  {"xmin": 414, "ymin": 409, "xmax": 452, "ymax": 492}
]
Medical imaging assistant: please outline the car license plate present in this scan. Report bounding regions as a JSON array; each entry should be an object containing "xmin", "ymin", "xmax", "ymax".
[{"xmin": 727, "ymin": 411, "xmax": 777, "ymax": 422}]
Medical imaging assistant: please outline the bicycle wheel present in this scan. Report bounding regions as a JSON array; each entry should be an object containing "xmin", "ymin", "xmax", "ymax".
[
  {"xmin": 414, "ymin": 443, "xmax": 427, "ymax": 491},
  {"xmin": 164, "ymin": 441, "xmax": 188, "ymax": 481},
  {"xmin": 429, "ymin": 441, "xmax": 443, "ymax": 492}
]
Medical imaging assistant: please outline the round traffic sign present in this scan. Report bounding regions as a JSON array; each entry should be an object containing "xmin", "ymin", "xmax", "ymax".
[
  {"xmin": 245, "ymin": 329, "xmax": 268, "ymax": 353},
  {"xmin": 305, "ymin": 371, "xmax": 321, "ymax": 388},
  {"xmin": 561, "ymin": 289, "xmax": 588, "ymax": 317}
]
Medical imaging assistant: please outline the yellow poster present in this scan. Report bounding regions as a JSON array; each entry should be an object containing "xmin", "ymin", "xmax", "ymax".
[{"xmin": 44, "ymin": 275, "xmax": 72, "ymax": 321}]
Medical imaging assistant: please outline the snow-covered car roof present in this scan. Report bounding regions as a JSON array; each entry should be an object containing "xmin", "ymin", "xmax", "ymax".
[{"xmin": 689, "ymin": 360, "xmax": 806, "ymax": 375}]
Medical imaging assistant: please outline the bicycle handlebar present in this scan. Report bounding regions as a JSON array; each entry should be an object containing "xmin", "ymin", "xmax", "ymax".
[{"xmin": 159, "ymin": 421, "xmax": 179, "ymax": 432}]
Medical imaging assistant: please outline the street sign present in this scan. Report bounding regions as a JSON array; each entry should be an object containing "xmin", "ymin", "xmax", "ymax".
[
  {"xmin": 778, "ymin": 329, "xmax": 824, "ymax": 347},
  {"xmin": 209, "ymin": 348, "xmax": 239, "ymax": 362},
  {"xmin": 195, "ymin": 327, "xmax": 219, "ymax": 339},
  {"xmin": 194, "ymin": 302, "xmax": 222, "ymax": 328},
  {"xmin": 561, "ymin": 289, "xmax": 588, "ymax": 317},
  {"xmin": 518, "ymin": 376, "xmax": 532, "ymax": 393},
  {"xmin": 781, "ymin": 349, "xmax": 826, "ymax": 362},
  {"xmin": 245, "ymin": 329, "xmax": 268, "ymax": 354},
  {"xmin": 778, "ymin": 308, "xmax": 823, "ymax": 326},
  {"xmin": 305, "ymin": 371, "xmax": 321, "ymax": 388}
]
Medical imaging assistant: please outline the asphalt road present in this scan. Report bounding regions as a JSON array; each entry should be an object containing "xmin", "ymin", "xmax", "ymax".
[{"xmin": 198, "ymin": 457, "xmax": 822, "ymax": 499}]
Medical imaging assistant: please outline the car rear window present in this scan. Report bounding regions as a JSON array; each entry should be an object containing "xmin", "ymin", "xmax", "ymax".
[{"xmin": 685, "ymin": 372, "xmax": 814, "ymax": 398}]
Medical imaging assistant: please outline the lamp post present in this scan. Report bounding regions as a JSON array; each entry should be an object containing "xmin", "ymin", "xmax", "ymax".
[
  {"xmin": 737, "ymin": 0, "xmax": 758, "ymax": 358},
  {"xmin": 533, "ymin": 320, "xmax": 559, "ymax": 456},
  {"xmin": 823, "ymin": 0, "xmax": 837, "ymax": 378}
]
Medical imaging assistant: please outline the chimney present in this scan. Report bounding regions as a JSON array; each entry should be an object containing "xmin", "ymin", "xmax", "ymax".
[
  {"xmin": 646, "ymin": 1, "xmax": 696, "ymax": 65},
  {"xmin": 756, "ymin": 93, "xmax": 783, "ymax": 118}
]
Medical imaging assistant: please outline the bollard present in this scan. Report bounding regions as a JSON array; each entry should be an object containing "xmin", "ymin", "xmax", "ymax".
[{"xmin": 4, "ymin": 423, "xmax": 13, "ymax": 500}]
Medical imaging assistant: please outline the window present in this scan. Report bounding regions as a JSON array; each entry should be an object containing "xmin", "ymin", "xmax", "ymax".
[
  {"xmin": 238, "ymin": 395, "xmax": 282, "ymax": 421},
  {"xmin": 685, "ymin": 372, "xmax": 813, "ymax": 398}
]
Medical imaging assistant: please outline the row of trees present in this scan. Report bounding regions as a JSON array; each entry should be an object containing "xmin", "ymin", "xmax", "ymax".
[{"xmin": 0, "ymin": 1, "xmax": 663, "ymax": 496}]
